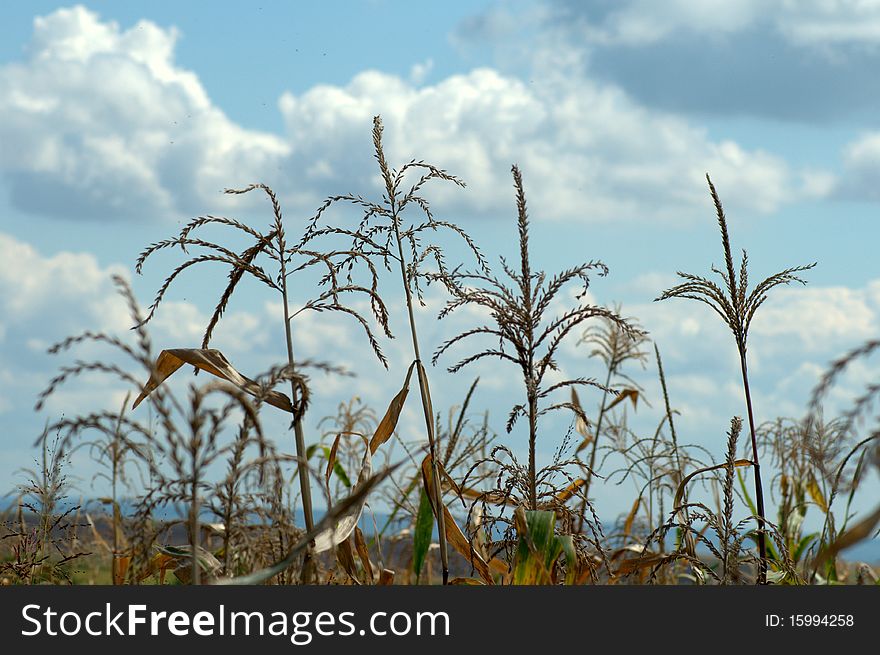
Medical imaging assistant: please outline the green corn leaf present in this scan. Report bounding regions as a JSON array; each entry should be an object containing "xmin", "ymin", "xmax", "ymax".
[
  {"xmin": 412, "ymin": 487, "xmax": 435, "ymax": 583},
  {"xmin": 513, "ymin": 508, "xmax": 563, "ymax": 585}
]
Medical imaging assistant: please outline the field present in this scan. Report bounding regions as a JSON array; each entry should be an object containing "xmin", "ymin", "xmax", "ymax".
[{"xmin": 2, "ymin": 116, "xmax": 878, "ymax": 588}]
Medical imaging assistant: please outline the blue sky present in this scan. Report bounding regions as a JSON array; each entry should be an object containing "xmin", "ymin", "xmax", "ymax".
[{"xmin": 1, "ymin": 1, "xmax": 879, "ymax": 531}]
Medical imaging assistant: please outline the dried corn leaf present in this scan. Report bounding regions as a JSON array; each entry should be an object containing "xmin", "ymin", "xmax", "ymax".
[
  {"xmin": 556, "ymin": 478, "xmax": 586, "ymax": 503},
  {"xmin": 438, "ymin": 459, "xmax": 465, "ymax": 505},
  {"xmin": 613, "ymin": 552, "xmax": 668, "ymax": 577},
  {"xmin": 85, "ymin": 512, "xmax": 111, "ymax": 553},
  {"xmin": 570, "ymin": 388, "xmax": 592, "ymax": 444},
  {"xmin": 335, "ymin": 538, "xmax": 360, "ymax": 584},
  {"xmin": 314, "ymin": 440, "xmax": 372, "ymax": 553},
  {"xmin": 354, "ymin": 526, "xmax": 374, "ymax": 583},
  {"xmin": 307, "ymin": 443, "xmax": 352, "ymax": 488},
  {"xmin": 455, "ymin": 486, "xmax": 517, "ymax": 507},
  {"xmin": 148, "ymin": 544, "xmax": 223, "ymax": 584},
  {"xmin": 605, "ymin": 388, "xmax": 639, "ymax": 412},
  {"xmin": 132, "ymin": 348, "xmax": 293, "ymax": 412},
  {"xmin": 369, "ymin": 361, "xmax": 416, "ymax": 454},
  {"xmin": 806, "ymin": 472, "xmax": 828, "ymax": 514},
  {"xmin": 112, "ymin": 553, "xmax": 130, "ymax": 585},
  {"xmin": 326, "ymin": 433, "xmax": 343, "ymax": 488}
]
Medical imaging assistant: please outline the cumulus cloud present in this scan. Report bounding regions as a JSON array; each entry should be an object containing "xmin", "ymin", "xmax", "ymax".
[
  {"xmin": 0, "ymin": 5, "xmax": 823, "ymax": 229},
  {"xmin": 0, "ymin": 232, "xmax": 129, "ymax": 332},
  {"xmin": 839, "ymin": 131, "xmax": 880, "ymax": 199},
  {"xmin": 277, "ymin": 66, "xmax": 813, "ymax": 222},
  {"xmin": 622, "ymin": 275, "xmax": 880, "ymax": 425},
  {"xmin": 750, "ymin": 285, "xmax": 879, "ymax": 350},
  {"xmin": 548, "ymin": 0, "xmax": 880, "ymax": 49},
  {"xmin": 631, "ymin": 275, "xmax": 880, "ymax": 364},
  {"xmin": 456, "ymin": 0, "xmax": 880, "ymax": 123},
  {"xmin": 778, "ymin": 0, "xmax": 880, "ymax": 48},
  {"xmin": 0, "ymin": 5, "xmax": 289, "ymax": 222}
]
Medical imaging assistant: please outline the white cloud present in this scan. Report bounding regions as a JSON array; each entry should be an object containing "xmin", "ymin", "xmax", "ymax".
[
  {"xmin": 278, "ymin": 66, "xmax": 809, "ymax": 223},
  {"xmin": 0, "ymin": 6, "xmax": 823, "ymax": 229},
  {"xmin": 778, "ymin": 0, "xmax": 880, "ymax": 47},
  {"xmin": 582, "ymin": 0, "xmax": 764, "ymax": 46},
  {"xmin": 750, "ymin": 285, "xmax": 879, "ymax": 350},
  {"xmin": 557, "ymin": 0, "xmax": 880, "ymax": 49},
  {"xmin": 0, "ymin": 232, "xmax": 129, "ymax": 331},
  {"xmin": 0, "ymin": 5, "xmax": 289, "ymax": 222},
  {"xmin": 840, "ymin": 131, "xmax": 880, "ymax": 199}
]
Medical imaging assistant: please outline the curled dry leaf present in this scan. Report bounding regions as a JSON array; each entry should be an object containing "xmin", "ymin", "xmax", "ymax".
[
  {"xmin": 132, "ymin": 348, "xmax": 294, "ymax": 413},
  {"xmin": 147, "ymin": 544, "xmax": 223, "ymax": 584},
  {"xmin": 570, "ymin": 388, "xmax": 592, "ymax": 444},
  {"xmin": 806, "ymin": 472, "xmax": 829, "ymax": 514},
  {"xmin": 335, "ymin": 538, "xmax": 361, "ymax": 584},
  {"xmin": 457, "ymin": 486, "xmax": 517, "ymax": 507},
  {"xmin": 605, "ymin": 388, "xmax": 639, "ymax": 412},
  {"xmin": 313, "ymin": 438, "xmax": 371, "ymax": 553},
  {"xmin": 612, "ymin": 551, "xmax": 669, "ymax": 577},
  {"xmin": 369, "ymin": 361, "xmax": 416, "ymax": 454},
  {"xmin": 354, "ymin": 526, "xmax": 375, "ymax": 583},
  {"xmin": 556, "ymin": 478, "xmax": 586, "ymax": 504}
]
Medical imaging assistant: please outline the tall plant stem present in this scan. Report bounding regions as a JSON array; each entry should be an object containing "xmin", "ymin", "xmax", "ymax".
[
  {"xmin": 518, "ymin": 205, "xmax": 539, "ymax": 512},
  {"xmin": 527, "ymin": 381, "xmax": 538, "ymax": 510},
  {"xmin": 578, "ymin": 366, "xmax": 614, "ymax": 531},
  {"xmin": 280, "ymin": 259, "xmax": 316, "ymax": 583},
  {"xmin": 189, "ymin": 460, "xmax": 200, "ymax": 585},
  {"xmin": 655, "ymin": 345, "xmax": 682, "ymax": 476},
  {"xmin": 111, "ymin": 394, "xmax": 127, "ymax": 584},
  {"xmin": 656, "ymin": 344, "xmax": 690, "ymax": 554},
  {"xmin": 392, "ymin": 222, "xmax": 449, "ymax": 585},
  {"xmin": 737, "ymin": 349, "xmax": 767, "ymax": 584}
]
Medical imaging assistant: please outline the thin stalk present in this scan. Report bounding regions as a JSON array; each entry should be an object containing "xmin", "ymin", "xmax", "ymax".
[
  {"xmin": 518, "ymin": 201, "xmax": 539, "ymax": 511},
  {"xmin": 190, "ymin": 456, "xmax": 200, "ymax": 585},
  {"xmin": 655, "ymin": 345, "xmax": 682, "ymax": 476},
  {"xmin": 737, "ymin": 348, "xmax": 767, "ymax": 584},
  {"xmin": 111, "ymin": 435, "xmax": 120, "ymax": 583},
  {"xmin": 656, "ymin": 344, "xmax": 690, "ymax": 555},
  {"xmin": 578, "ymin": 366, "xmax": 613, "ymax": 531},
  {"xmin": 280, "ymin": 264, "xmax": 316, "ymax": 583},
  {"xmin": 392, "ymin": 220, "xmax": 449, "ymax": 585},
  {"xmin": 222, "ymin": 499, "xmax": 233, "ymax": 576},
  {"xmin": 527, "ymin": 385, "xmax": 538, "ymax": 510},
  {"xmin": 111, "ymin": 393, "xmax": 128, "ymax": 584}
]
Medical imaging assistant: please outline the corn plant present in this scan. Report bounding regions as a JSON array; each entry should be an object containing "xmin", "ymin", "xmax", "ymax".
[
  {"xmin": 301, "ymin": 115, "xmax": 489, "ymax": 584},
  {"xmin": 656, "ymin": 174, "xmax": 815, "ymax": 583},
  {"xmin": 133, "ymin": 182, "xmax": 391, "ymax": 581}
]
